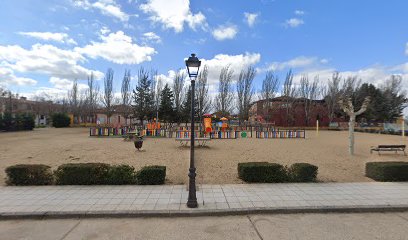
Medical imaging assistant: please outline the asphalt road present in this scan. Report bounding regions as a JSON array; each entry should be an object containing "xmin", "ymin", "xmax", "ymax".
[{"xmin": 1, "ymin": 212, "xmax": 408, "ymax": 240}]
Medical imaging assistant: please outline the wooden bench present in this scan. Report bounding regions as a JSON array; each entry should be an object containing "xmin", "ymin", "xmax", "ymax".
[
  {"xmin": 370, "ymin": 145, "xmax": 406, "ymax": 155},
  {"xmin": 176, "ymin": 138, "xmax": 211, "ymax": 147}
]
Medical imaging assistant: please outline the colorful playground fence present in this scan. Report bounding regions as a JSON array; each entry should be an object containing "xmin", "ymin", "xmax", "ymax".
[
  {"xmin": 89, "ymin": 127, "xmax": 170, "ymax": 137},
  {"xmin": 89, "ymin": 126, "xmax": 305, "ymax": 139},
  {"xmin": 255, "ymin": 129, "xmax": 306, "ymax": 139}
]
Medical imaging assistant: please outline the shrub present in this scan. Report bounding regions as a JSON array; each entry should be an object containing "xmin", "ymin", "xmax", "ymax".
[
  {"xmin": 366, "ymin": 162, "xmax": 408, "ymax": 182},
  {"xmin": 107, "ymin": 164, "xmax": 136, "ymax": 185},
  {"xmin": 5, "ymin": 164, "xmax": 53, "ymax": 185},
  {"xmin": 52, "ymin": 113, "xmax": 71, "ymax": 128},
  {"xmin": 238, "ymin": 162, "xmax": 287, "ymax": 183},
  {"xmin": 55, "ymin": 163, "xmax": 110, "ymax": 185},
  {"xmin": 287, "ymin": 163, "xmax": 318, "ymax": 182},
  {"xmin": 136, "ymin": 165, "xmax": 166, "ymax": 185},
  {"xmin": 1, "ymin": 112, "xmax": 14, "ymax": 131}
]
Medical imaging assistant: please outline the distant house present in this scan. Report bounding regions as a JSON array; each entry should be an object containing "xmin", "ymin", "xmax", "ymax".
[
  {"xmin": 0, "ymin": 96, "xmax": 62, "ymax": 126},
  {"xmin": 248, "ymin": 97, "xmax": 344, "ymax": 127},
  {"xmin": 96, "ymin": 104, "xmax": 133, "ymax": 127}
]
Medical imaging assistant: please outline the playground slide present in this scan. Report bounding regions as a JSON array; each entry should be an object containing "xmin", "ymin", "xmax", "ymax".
[{"xmin": 204, "ymin": 117, "xmax": 212, "ymax": 133}]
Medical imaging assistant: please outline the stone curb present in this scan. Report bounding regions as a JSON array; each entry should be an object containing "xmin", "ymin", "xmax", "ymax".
[{"xmin": 1, "ymin": 205, "xmax": 408, "ymax": 220}]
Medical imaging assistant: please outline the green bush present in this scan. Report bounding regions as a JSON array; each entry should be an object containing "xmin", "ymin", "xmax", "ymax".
[
  {"xmin": 5, "ymin": 164, "xmax": 53, "ymax": 185},
  {"xmin": 107, "ymin": 164, "xmax": 136, "ymax": 185},
  {"xmin": 366, "ymin": 162, "xmax": 408, "ymax": 182},
  {"xmin": 0, "ymin": 113, "xmax": 35, "ymax": 131},
  {"xmin": 287, "ymin": 163, "xmax": 318, "ymax": 182},
  {"xmin": 55, "ymin": 163, "xmax": 110, "ymax": 185},
  {"xmin": 52, "ymin": 113, "xmax": 71, "ymax": 128},
  {"xmin": 238, "ymin": 162, "xmax": 287, "ymax": 183},
  {"xmin": 136, "ymin": 165, "xmax": 166, "ymax": 185}
]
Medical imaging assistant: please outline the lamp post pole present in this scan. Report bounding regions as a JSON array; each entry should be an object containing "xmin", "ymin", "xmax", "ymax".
[
  {"xmin": 185, "ymin": 53, "xmax": 200, "ymax": 208},
  {"xmin": 187, "ymin": 78, "xmax": 197, "ymax": 208}
]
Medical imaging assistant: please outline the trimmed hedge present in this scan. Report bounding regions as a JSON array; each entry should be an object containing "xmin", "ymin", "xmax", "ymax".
[
  {"xmin": 136, "ymin": 165, "xmax": 166, "ymax": 185},
  {"xmin": 366, "ymin": 162, "xmax": 408, "ymax": 182},
  {"xmin": 107, "ymin": 164, "xmax": 137, "ymax": 185},
  {"xmin": 52, "ymin": 113, "xmax": 71, "ymax": 128},
  {"xmin": 287, "ymin": 163, "xmax": 318, "ymax": 182},
  {"xmin": 238, "ymin": 162, "xmax": 319, "ymax": 183},
  {"xmin": 4, "ymin": 163, "xmax": 168, "ymax": 185},
  {"xmin": 5, "ymin": 164, "xmax": 53, "ymax": 185},
  {"xmin": 55, "ymin": 163, "xmax": 110, "ymax": 185},
  {"xmin": 238, "ymin": 162, "xmax": 287, "ymax": 183}
]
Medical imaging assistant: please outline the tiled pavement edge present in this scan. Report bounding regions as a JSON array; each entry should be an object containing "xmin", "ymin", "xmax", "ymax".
[{"xmin": 0, "ymin": 182, "xmax": 407, "ymax": 219}]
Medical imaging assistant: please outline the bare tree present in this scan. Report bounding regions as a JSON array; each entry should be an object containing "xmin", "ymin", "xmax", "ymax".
[
  {"xmin": 68, "ymin": 79, "xmax": 79, "ymax": 124},
  {"xmin": 260, "ymin": 71, "xmax": 280, "ymax": 123},
  {"xmin": 121, "ymin": 69, "xmax": 131, "ymax": 125},
  {"xmin": 339, "ymin": 96, "xmax": 370, "ymax": 155},
  {"xmin": 237, "ymin": 66, "xmax": 256, "ymax": 123},
  {"xmin": 0, "ymin": 87, "xmax": 7, "ymax": 115},
  {"xmin": 215, "ymin": 65, "xmax": 234, "ymax": 116},
  {"xmin": 196, "ymin": 65, "xmax": 211, "ymax": 120},
  {"xmin": 341, "ymin": 76, "xmax": 361, "ymax": 99},
  {"xmin": 172, "ymin": 70, "xmax": 185, "ymax": 122},
  {"xmin": 154, "ymin": 76, "xmax": 163, "ymax": 122},
  {"xmin": 323, "ymin": 72, "xmax": 342, "ymax": 123},
  {"xmin": 281, "ymin": 70, "xmax": 298, "ymax": 126},
  {"xmin": 86, "ymin": 72, "xmax": 99, "ymax": 123},
  {"xmin": 102, "ymin": 68, "xmax": 115, "ymax": 124},
  {"xmin": 299, "ymin": 75, "xmax": 319, "ymax": 126},
  {"xmin": 149, "ymin": 69, "xmax": 161, "ymax": 124}
]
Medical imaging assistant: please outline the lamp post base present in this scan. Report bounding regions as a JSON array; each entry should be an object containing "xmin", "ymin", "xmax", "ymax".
[
  {"xmin": 187, "ymin": 200, "xmax": 198, "ymax": 208},
  {"xmin": 187, "ymin": 167, "xmax": 198, "ymax": 208}
]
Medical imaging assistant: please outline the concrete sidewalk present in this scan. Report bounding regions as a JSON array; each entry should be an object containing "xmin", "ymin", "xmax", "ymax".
[{"xmin": 0, "ymin": 182, "xmax": 407, "ymax": 219}]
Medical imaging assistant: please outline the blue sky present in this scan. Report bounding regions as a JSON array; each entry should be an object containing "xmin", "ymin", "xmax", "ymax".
[{"xmin": 0, "ymin": 0, "xmax": 408, "ymax": 99}]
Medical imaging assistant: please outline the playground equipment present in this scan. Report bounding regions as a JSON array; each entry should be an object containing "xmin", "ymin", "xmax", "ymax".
[
  {"xmin": 220, "ymin": 117, "xmax": 228, "ymax": 132},
  {"xmin": 203, "ymin": 113, "xmax": 212, "ymax": 133},
  {"xmin": 89, "ymin": 115, "xmax": 306, "ymax": 140},
  {"xmin": 146, "ymin": 118, "xmax": 160, "ymax": 131}
]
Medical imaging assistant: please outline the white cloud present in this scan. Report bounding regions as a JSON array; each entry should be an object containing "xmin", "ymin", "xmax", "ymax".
[
  {"xmin": 289, "ymin": 62, "xmax": 408, "ymax": 92},
  {"xmin": 71, "ymin": 0, "xmax": 129, "ymax": 22},
  {"xmin": 75, "ymin": 31, "xmax": 156, "ymax": 64},
  {"xmin": 142, "ymin": 32, "xmax": 161, "ymax": 43},
  {"xmin": 285, "ymin": 18, "xmax": 304, "ymax": 28},
  {"xmin": 49, "ymin": 77, "xmax": 89, "ymax": 90},
  {"xmin": 100, "ymin": 26, "xmax": 111, "ymax": 35},
  {"xmin": 200, "ymin": 52, "xmax": 261, "ymax": 89},
  {"xmin": 18, "ymin": 32, "xmax": 77, "ymax": 45},
  {"xmin": 49, "ymin": 77, "xmax": 73, "ymax": 90},
  {"xmin": 244, "ymin": 12, "xmax": 258, "ymax": 27},
  {"xmin": 212, "ymin": 24, "xmax": 238, "ymax": 41},
  {"xmin": 0, "ymin": 67, "xmax": 37, "ymax": 86},
  {"xmin": 0, "ymin": 44, "xmax": 103, "ymax": 80},
  {"xmin": 294, "ymin": 10, "xmax": 305, "ymax": 15},
  {"xmin": 264, "ymin": 56, "xmax": 324, "ymax": 71},
  {"xmin": 140, "ymin": 0, "xmax": 207, "ymax": 32}
]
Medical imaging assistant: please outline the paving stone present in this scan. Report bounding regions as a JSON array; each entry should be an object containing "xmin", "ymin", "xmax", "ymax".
[{"xmin": 0, "ymin": 183, "xmax": 407, "ymax": 216}]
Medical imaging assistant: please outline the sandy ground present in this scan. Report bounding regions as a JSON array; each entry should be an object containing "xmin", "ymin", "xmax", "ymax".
[{"xmin": 0, "ymin": 128, "xmax": 407, "ymax": 185}]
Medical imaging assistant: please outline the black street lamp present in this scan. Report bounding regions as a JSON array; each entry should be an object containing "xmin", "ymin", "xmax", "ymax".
[{"xmin": 185, "ymin": 53, "xmax": 201, "ymax": 208}]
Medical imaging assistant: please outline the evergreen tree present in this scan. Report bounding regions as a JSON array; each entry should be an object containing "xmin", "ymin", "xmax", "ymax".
[
  {"xmin": 159, "ymin": 84, "xmax": 175, "ymax": 122},
  {"xmin": 181, "ymin": 86, "xmax": 198, "ymax": 123},
  {"xmin": 133, "ymin": 68, "xmax": 154, "ymax": 124}
]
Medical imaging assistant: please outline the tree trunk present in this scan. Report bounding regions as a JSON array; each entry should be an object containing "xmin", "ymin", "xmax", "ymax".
[{"xmin": 349, "ymin": 115, "xmax": 355, "ymax": 155}]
